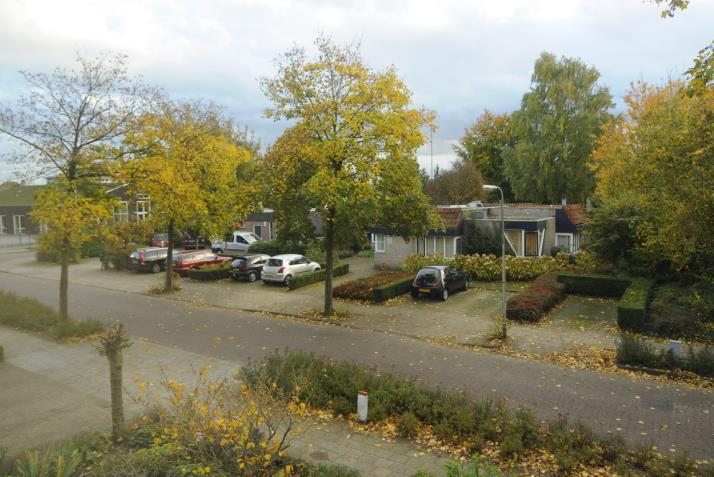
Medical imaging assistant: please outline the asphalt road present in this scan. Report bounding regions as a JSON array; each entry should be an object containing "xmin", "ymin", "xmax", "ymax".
[{"xmin": 0, "ymin": 270, "xmax": 712, "ymax": 459}]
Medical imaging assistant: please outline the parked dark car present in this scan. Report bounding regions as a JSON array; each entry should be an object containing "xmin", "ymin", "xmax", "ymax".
[
  {"xmin": 172, "ymin": 251, "xmax": 232, "ymax": 276},
  {"xmin": 127, "ymin": 247, "xmax": 169, "ymax": 274},
  {"xmin": 182, "ymin": 235, "xmax": 207, "ymax": 250},
  {"xmin": 411, "ymin": 265, "xmax": 468, "ymax": 301},
  {"xmin": 229, "ymin": 254, "xmax": 271, "ymax": 282},
  {"xmin": 151, "ymin": 233, "xmax": 168, "ymax": 247}
]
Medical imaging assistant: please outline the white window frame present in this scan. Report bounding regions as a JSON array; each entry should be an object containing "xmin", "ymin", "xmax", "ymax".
[
  {"xmin": 135, "ymin": 200, "xmax": 151, "ymax": 221},
  {"xmin": 113, "ymin": 201, "xmax": 129, "ymax": 223},
  {"xmin": 0, "ymin": 215, "xmax": 6, "ymax": 235},
  {"xmin": 13, "ymin": 215, "xmax": 25, "ymax": 234},
  {"xmin": 556, "ymin": 233, "xmax": 574, "ymax": 254},
  {"xmin": 373, "ymin": 233, "xmax": 386, "ymax": 253}
]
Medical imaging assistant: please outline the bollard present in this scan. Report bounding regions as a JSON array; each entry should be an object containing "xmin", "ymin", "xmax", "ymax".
[
  {"xmin": 357, "ymin": 390, "xmax": 368, "ymax": 423},
  {"xmin": 668, "ymin": 340, "xmax": 682, "ymax": 359}
]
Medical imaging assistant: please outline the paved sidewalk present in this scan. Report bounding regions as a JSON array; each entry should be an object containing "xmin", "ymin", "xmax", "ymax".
[{"xmin": 0, "ymin": 328, "xmax": 449, "ymax": 476}]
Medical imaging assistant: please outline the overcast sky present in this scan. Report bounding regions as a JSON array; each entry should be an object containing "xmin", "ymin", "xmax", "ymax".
[{"xmin": 0, "ymin": 0, "xmax": 712, "ymax": 182}]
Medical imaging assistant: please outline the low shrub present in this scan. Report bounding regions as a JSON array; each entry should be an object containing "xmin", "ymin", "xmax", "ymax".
[
  {"xmin": 287, "ymin": 263, "xmax": 349, "ymax": 290},
  {"xmin": 248, "ymin": 240, "xmax": 306, "ymax": 256},
  {"xmin": 186, "ymin": 263, "xmax": 231, "ymax": 281},
  {"xmin": 616, "ymin": 334, "xmax": 714, "ymax": 378},
  {"xmin": 54, "ymin": 318, "xmax": 105, "ymax": 339},
  {"xmin": 648, "ymin": 283, "xmax": 714, "ymax": 342},
  {"xmin": 0, "ymin": 291, "xmax": 105, "ymax": 338},
  {"xmin": 333, "ymin": 272, "xmax": 411, "ymax": 301},
  {"xmin": 356, "ymin": 249, "xmax": 374, "ymax": 257},
  {"xmin": 617, "ymin": 278, "xmax": 655, "ymax": 332},
  {"xmin": 403, "ymin": 252, "xmax": 598, "ymax": 282},
  {"xmin": 371, "ymin": 276, "xmax": 414, "ymax": 302},
  {"xmin": 506, "ymin": 272, "xmax": 566, "ymax": 322},
  {"xmin": 397, "ymin": 411, "xmax": 419, "ymax": 438},
  {"xmin": 244, "ymin": 352, "xmax": 699, "ymax": 476},
  {"xmin": 556, "ymin": 272, "xmax": 631, "ymax": 297}
]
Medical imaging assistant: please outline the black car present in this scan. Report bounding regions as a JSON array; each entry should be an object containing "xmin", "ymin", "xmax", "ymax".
[
  {"xmin": 229, "ymin": 254, "xmax": 270, "ymax": 282},
  {"xmin": 182, "ymin": 235, "xmax": 206, "ymax": 250},
  {"xmin": 411, "ymin": 265, "xmax": 468, "ymax": 301},
  {"xmin": 127, "ymin": 247, "xmax": 170, "ymax": 273}
]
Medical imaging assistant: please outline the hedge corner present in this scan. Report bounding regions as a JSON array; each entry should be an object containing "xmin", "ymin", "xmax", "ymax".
[
  {"xmin": 371, "ymin": 277, "xmax": 414, "ymax": 302},
  {"xmin": 287, "ymin": 263, "xmax": 349, "ymax": 291},
  {"xmin": 617, "ymin": 278, "xmax": 655, "ymax": 333}
]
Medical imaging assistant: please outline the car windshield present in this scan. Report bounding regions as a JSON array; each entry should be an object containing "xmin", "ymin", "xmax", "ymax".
[
  {"xmin": 417, "ymin": 268, "xmax": 441, "ymax": 280},
  {"xmin": 231, "ymin": 258, "xmax": 247, "ymax": 267},
  {"xmin": 153, "ymin": 234, "xmax": 167, "ymax": 240},
  {"xmin": 267, "ymin": 258, "xmax": 283, "ymax": 267},
  {"xmin": 130, "ymin": 251, "xmax": 141, "ymax": 259},
  {"xmin": 172, "ymin": 253, "xmax": 192, "ymax": 263}
]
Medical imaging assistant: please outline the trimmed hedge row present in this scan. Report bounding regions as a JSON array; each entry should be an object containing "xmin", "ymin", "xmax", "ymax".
[
  {"xmin": 287, "ymin": 263, "xmax": 349, "ymax": 290},
  {"xmin": 556, "ymin": 273, "xmax": 631, "ymax": 297},
  {"xmin": 507, "ymin": 273, "xmax": 656, "ymax": 326},
  {"xmin": 332, "ymin": 272, "xmax": 411, "ymax": 301},
  {"xmin": 247, "ymin": 240, "xmax": 307, "ymax": 256},
  {"xmin": 187, "ymin": 264, "xmax": 231, "ymax": 281},
  {"xmin": 506, "ymin": 271, "xmax": 566, "ymax": 322},
  {"xmin": 617, "ymin": 278, "xmax": 655, "ymax": 332},
  {"xmin": 372, "ymin": 277, "xmax": 414, "ymax": 302}
]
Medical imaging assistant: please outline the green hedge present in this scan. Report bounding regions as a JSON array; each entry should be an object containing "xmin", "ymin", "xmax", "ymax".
[
  {"xmin": 187, "ymin": 264, "xmax": 231, "ymax": 281},
  {"xmin": 617, "ymin": 334, "xmax": 714, "ymax": 378},
  {"xmin": 287, "ymin": 263, "xmax": 349, "ymax": 290},
  {"xmin": 372, "ymin": 277, "xmax": 414, "ymax": 302},
  {"xmin": 556, "ymin": 273, "xmax": 631, "ymax": 297},
  {"xmin": 617, "ymin": 278, "xmax": 655, "ymax": 332},
  {"xmin": 248, "ymin": 240, "xmax": 306, "ymax": 256}
]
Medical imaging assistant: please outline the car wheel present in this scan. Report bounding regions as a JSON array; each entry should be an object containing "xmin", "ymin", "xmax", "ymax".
[
  {"xmin": 441, "ymin": 288, "xmax": 449, "ymax": 301},
  {"xmin": 313, "ymin": 266, "xmax": 321, "ymax": 272},
  {"xmin": 284, "ymin": 275, "xmax": 293, "ymax": 287},
  {"xmin": 248, "ymin": 271, "xmax": 257, "ymax": 282},
  {"xmin": 151, "ymin": 263, "xmax": 161, "ymax": 274},
  {"xmin": 463, "ymin": 280, "xmax": 469, "ymax": 291},
  {"xmin": 411, "ymin": 290, "xmax": 419, "ymax": 299}
]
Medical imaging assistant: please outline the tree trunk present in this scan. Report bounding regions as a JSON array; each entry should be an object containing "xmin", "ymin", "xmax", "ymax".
[
  {"xmin": 164, "ymin": 220, "xmax": 175, "ymax": 293},
  {"xmin": 322, "ymin": 211, "xmax": 335, "ymax": 316},
  {"xmin": 59, "ymin": 239, "xmax": 70, "ymax": 320},
  {"xmin": 108, "ymin": 347, "xmax": 124, "ymax": 443}
]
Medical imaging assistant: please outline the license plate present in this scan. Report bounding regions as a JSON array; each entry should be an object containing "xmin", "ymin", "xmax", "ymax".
[{"xmin": 419, "ymin": 288, "xmax": 430, "ymax": 293}]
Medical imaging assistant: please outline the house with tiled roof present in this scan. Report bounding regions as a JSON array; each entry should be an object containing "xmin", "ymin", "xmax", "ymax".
[{"xmin": 370, "ymin": 202, "xmax": 588, "ymax": 269}]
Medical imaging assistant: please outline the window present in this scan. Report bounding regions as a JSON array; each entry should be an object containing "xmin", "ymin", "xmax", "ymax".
[
  {"xmin": 236, "ymin": 235, "xmax": 248, "ymax": 244},
  {"xmin": 373, "ymin": 234, "xmax": 385, "ymax": 253},
  {"xmin": 113, "ymin": 201, "xmax": 129, "ymax": 222},
  {"xmin": 135, "ymin": 200, "xmax": 150, "ymax": 221},
  {"xmin": 505, "ymin": 230, "xmax": 523, "ymax": 256},
  {"xmin": 525, "ymin": 232, "xmax": 539, "ymax": 256},
  {"xmin": 0, "ymin": 215, "xmax": 5, "ymax": 235},
  {"xmin": 13, "ymin": 215, "xmax": 25, "ymax": 234},
  {"xmin": 253, "ymin": 225, "xmax": 262, "ymax": 238},
  {"xmin": 556, "ymin": 233, "xmax": 573, "ymax": 254}
]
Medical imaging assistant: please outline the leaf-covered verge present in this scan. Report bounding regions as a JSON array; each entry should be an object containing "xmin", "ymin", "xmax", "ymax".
[
  {"xmin": 2, "ymin": 370, "xmax": 360, "ymax": 477},
  {"xmin": 242, "ymin": 351, "xmax": 713, "ymax": 477},
  {"xmin": 0, "ymin": 291, "xmax": 104, "ymax": 339}
]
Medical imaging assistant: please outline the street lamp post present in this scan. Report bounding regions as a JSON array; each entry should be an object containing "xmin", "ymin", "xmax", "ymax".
[{"xmin": 483, "ymin": 184, "xmax": 507, "ymax": 340}]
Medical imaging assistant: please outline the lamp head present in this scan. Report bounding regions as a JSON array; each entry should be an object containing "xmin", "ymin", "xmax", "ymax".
[{"xmin": 482, "ymin": 184, "xmax": 499, "ymax": 191}]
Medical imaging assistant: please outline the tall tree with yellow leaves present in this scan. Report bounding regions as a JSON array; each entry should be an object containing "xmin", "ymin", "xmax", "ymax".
[
  {"xmin": 124, "ymin": 101, "xmax": 256, "ymax": 292},
  {"xmin": 261, "ymin": 37, "xmax": 439, "ymax": 315}
]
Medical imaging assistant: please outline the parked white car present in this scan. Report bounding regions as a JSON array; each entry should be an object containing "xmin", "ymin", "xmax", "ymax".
[
  {"xmin": 261, "ymin": 254, "xmax": 320, "ymax": 286},
  {"xmin": 211, "ymin": 230, "xmax": 262, "ymax": 254}
]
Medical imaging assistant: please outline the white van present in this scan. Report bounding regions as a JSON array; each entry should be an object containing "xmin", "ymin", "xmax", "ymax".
[{"xmin": 211, "ymin": 231, "xmax": 262, "ymax": 253}]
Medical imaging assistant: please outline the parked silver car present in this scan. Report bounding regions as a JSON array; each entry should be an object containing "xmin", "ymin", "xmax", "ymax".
[{"xmin": 261, "ymin": 254, "xmax": 320, "ymax": 286}]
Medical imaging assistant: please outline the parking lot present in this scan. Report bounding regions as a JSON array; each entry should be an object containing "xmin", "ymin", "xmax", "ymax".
[{"xmin": 0, "ymin": 249, "xmax": 619, "ymax": 354}]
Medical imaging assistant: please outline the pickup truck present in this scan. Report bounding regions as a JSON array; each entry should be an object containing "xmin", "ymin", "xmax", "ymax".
[{"xmin": 211, "ymin": 230, "xmax": 262, "ymax": 253}]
